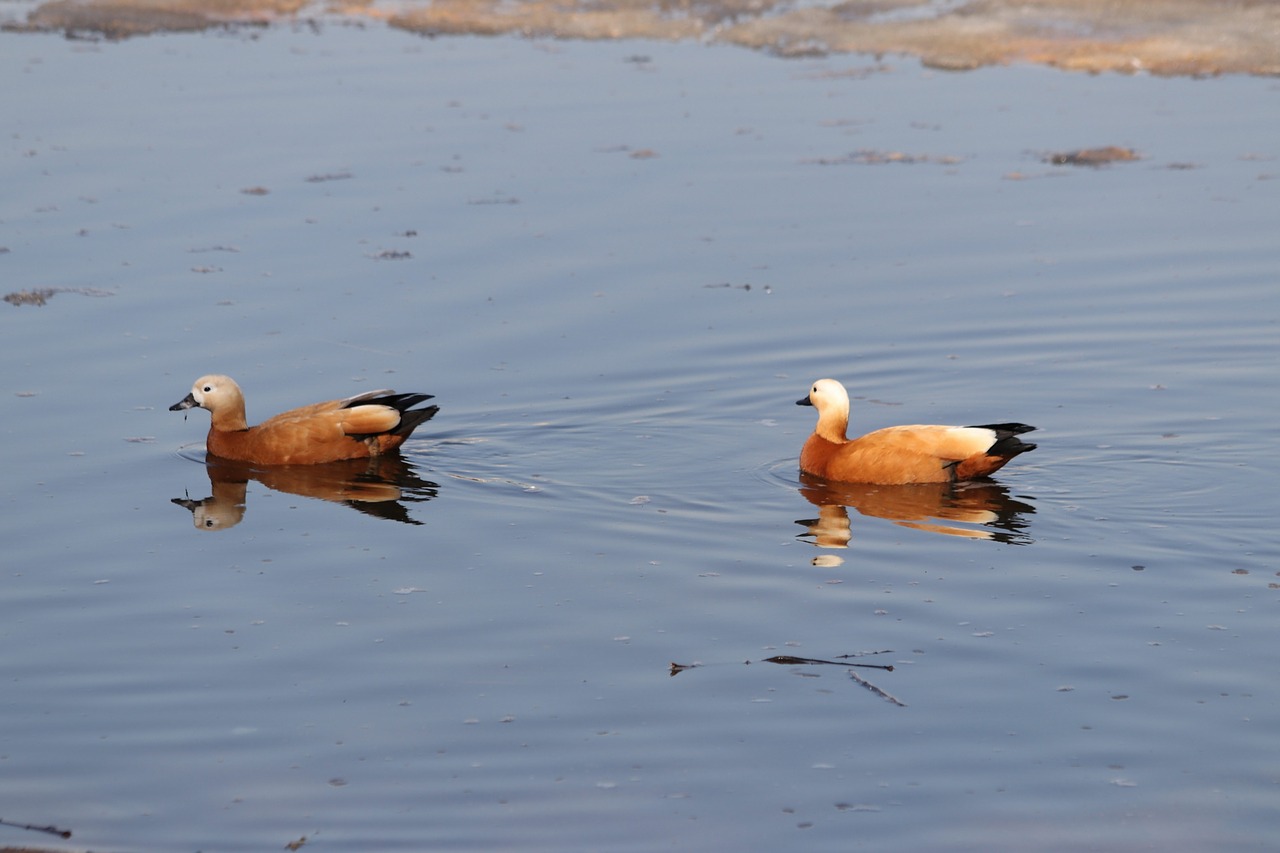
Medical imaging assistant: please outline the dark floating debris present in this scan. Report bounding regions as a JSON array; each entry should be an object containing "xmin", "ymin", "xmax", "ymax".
[
  {"xmin": 669, "ymin": 650, "xmax": 904, "ymax": 705},
  {"xmin": 848, "ymin": 669, "xmax": 907, "ymax": 707},
  {"xmin": 0, "ymin": 814, "xmax": 73, "ymax": 839},
  {"xmin": 761, "ymin": 654, "xmax": 894, "ymax": 671},
  {"xmin": 704, "ymin": 282, "xmax": 764, "ymax": 292}
]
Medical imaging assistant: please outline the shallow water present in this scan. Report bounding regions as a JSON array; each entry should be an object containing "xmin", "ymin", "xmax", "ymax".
[{"xmin": 1, "ymin": 24, "xmax": 1278, "ymax": 853}]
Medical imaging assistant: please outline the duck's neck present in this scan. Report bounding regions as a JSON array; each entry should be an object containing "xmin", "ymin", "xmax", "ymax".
[
  {"xmin": 209, "ymin": 405, "xmax": 248, "ymax": 432},
  {"xmin": 816, "ymin": 408, "xmax": 849, "ymax": 444}
]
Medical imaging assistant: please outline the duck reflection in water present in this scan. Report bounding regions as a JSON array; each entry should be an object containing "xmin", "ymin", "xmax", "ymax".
[
  {"xmin": 173, "ymin": 454, "xmax": 440, "ymax": 531},
  {"xmin": 795, "ymin": 471, "xmax": 1036, "ymax": 553}
]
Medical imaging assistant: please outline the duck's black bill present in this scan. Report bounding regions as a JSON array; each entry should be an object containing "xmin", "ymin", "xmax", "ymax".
[{"xmin": 170, "ymin": 393, "xmax": 198, "ymax": 412}]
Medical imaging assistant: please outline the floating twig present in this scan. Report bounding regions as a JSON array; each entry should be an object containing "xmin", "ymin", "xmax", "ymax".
[
  {"xmin": 670, "ymin": 649, "xmax": 894, "ymax": 676},
  {"xmin": 0, "ymin": 815, "xmax": 73, "ymax": 838},
  {"xmin": 849, "ymin": 670, "xmax": 907, "ymax": 707},
  {"xmin": 762, "ymin": 653, "xmax": 894, "ymax": 671},
  {"xmin": 669, "ymin": 650, "xmax": 903, "ymax": 704}
]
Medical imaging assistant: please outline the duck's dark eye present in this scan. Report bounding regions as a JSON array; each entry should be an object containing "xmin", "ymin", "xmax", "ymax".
[{"xmin": 203, "ymin": 385, "xmax": 213, "ymax": 392}]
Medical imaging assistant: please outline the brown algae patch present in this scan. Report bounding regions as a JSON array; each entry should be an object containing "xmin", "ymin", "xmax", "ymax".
[
  {"xmin": 4, "ymin": 287, "xmax": 114, "ymax": 307},
  {"xmin": 387, "ymin": 0, "xmax": 707, "ymax": 41},
  {"xmin": 1045, "ymin": 146, "xmax": 1141, "ymax": 167},
  {"xmin": 7, "ymin": 0, "xmax": 310, "ymax": 38}
]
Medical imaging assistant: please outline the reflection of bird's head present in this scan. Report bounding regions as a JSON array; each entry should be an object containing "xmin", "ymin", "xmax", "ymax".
[
  {"xmin": 171, "ymin": 495, "xmax": 244, "ymax": 531},
  {"xmin": 796, "ymin": 503, "xmax": 853, "ymax": 550}
]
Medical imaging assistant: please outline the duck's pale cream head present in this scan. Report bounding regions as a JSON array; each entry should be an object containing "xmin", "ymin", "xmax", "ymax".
[
  {"xmin": 800, "ymin": 378, "xmax": 849, "ymax": 411},
  {"xmin": 171, "ymin": 375, "xmax": 241, "ymax": 412},
  {"xmin": 796, "ymin": 378, "xmax": 851, "ymax": 442}
]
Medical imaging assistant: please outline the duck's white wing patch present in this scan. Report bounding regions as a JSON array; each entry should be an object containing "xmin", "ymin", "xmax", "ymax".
[{"xmin": 942, "ymin": 426, "xmax": 999, "ymax": 457}]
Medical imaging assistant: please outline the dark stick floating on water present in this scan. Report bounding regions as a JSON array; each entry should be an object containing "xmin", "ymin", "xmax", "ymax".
[
  {"xmin": 0, "ymin": 815, "xmax": 73, "ymax": 839},
  {"xmin": 760, "ymin": 653, "xmax": 894, "ymax": 671},
  {"xmin": 668, "ymin": 650, "xmax": 905, "ymax": 705},
  {"xmin": 670, "ymin": 649, "xmax": 894, "ymax": 675}
]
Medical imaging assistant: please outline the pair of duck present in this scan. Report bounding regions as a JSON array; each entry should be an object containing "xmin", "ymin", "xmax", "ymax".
[{"xmin": 171, "ymin": 374, "xmax": 1036, "ymax": 485}]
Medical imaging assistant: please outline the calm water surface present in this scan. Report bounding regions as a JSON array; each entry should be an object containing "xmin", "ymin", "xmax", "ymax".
[{"xmin": 1, "ymin": 23, "xmax": 1278, "ymax": 853}]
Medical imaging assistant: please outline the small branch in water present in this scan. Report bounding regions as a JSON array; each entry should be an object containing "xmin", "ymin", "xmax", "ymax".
[
  {"xmin": 762, "ymin": 654, "xmax": 894, "ymax": 672},
  {"xmin": 670, "ymin": 649, "xmax": 903, "ymax": 704},
  {"xmin": 849, "ymin": 670, "xmax": 907, "ymax": 707},
  {"xmin": 0, "ymin": 815, "xmax": 73, "ymax": 839}
]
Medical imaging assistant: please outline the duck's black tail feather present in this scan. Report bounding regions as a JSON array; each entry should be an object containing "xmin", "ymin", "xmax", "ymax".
[
  {"xmin": 351, "ymin": 392, "xmax": 439, "ymax": 437},
  {"xmin": 968, "ymin": 423, "xmax": 1037, "ymax": 457}
]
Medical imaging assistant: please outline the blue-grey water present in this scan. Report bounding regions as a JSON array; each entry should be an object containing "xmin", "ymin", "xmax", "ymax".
[{"xmin": 1, "ymin": 23, "xmax": 1278, "ymax": 853}]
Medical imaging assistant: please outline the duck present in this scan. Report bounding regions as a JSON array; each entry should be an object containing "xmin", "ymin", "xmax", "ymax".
[
  {"xmin": 796, "ymin": 378, "xmax": 1035, "ymax": 485},
  {"xmin": 170, "ymin": 374, "xmax": 438, "ymax": 465}
]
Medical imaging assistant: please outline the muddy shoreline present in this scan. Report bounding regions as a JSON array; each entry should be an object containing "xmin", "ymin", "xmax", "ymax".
[{"xmin": 5, "ymin": 0, "xmax": 1279, "ymax": 76}]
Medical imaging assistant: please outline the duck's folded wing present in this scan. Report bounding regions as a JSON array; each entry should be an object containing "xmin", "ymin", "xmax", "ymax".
[
  {"xmin": 337, "ymin": 404, "xmax": 404, "ymax": 437},
  {"xmin": 257, "ymin": 390, "xmax": 398, "ymax": 426},
  {"xmin": 861, "ymin": 425, "xmax": 990, "ymax": 462}
]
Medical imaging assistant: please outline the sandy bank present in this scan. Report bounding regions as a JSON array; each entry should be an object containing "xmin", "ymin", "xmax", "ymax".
[{"xmin": 6, "ymin": 0, "xmax": 1279, "ymax": 76}]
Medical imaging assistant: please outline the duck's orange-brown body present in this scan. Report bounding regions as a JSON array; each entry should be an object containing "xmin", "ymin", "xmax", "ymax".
[
  {"xmin": 797, "ymin": 378, "xmax": 1035, "ymax": 485},
  {"xmin": 171, "ymin": 374, "xmax": 438, "ymax": 466}
]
